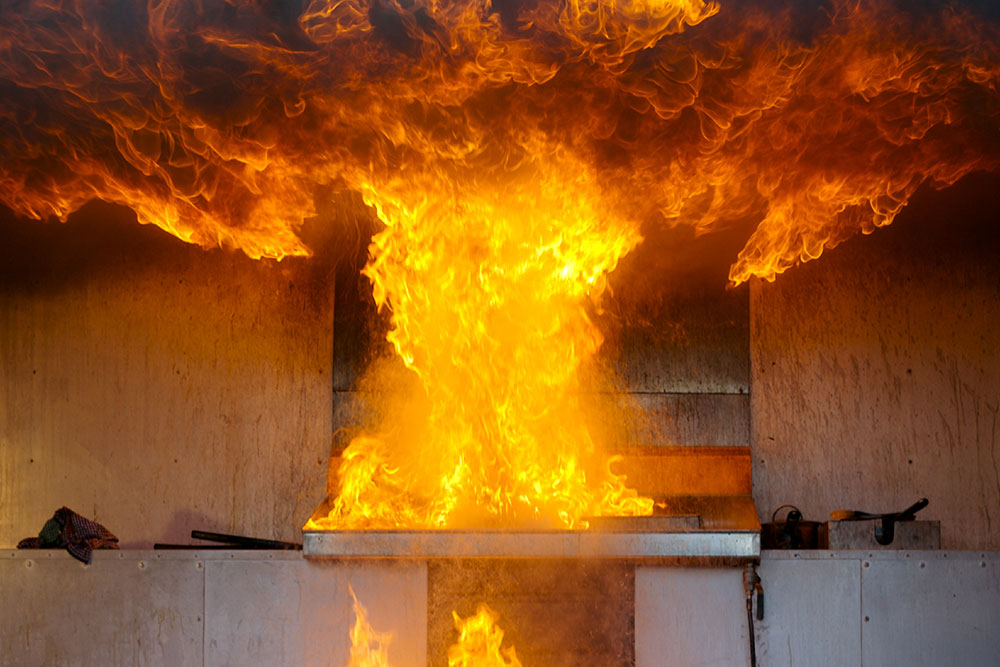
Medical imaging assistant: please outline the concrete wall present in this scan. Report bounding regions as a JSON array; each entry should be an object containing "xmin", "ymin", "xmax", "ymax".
[
  {"xmin": 750, "ymin": 173, "xmax": 1000, "ymax": 548},
  {"xmin": 0, "ymin": 202, "xmax": 335, "ymax": 547}
]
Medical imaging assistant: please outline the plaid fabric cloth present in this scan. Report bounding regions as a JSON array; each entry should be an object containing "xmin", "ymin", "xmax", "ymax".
[{"xmin": 17, "ymin": 507, "xmax": 119, "ymax": 564}]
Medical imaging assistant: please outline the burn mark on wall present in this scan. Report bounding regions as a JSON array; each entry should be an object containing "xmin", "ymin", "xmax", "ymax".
[
  {"xmin": 0, "ymin": 202, "xmax": 337, "ymax": 546},
  {"xmin": 751, "ymin": 172, "xmax": 1000, "ymax": 548}
]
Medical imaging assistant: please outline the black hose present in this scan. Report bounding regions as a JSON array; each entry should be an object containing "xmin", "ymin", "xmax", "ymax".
[{"xmin": 744, "ymin": 563, "xmax": 760, "ymax": 667}]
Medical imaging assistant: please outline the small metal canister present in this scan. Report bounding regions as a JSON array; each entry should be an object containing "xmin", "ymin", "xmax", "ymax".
[{"xmin": 762, "ymin": 505, "xmax": 821, "ymax": 549}]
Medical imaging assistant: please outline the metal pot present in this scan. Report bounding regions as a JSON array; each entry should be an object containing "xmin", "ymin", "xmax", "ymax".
[{"xmin": 761, "ymin": 504, "xmax": 820, "ymax": 549}]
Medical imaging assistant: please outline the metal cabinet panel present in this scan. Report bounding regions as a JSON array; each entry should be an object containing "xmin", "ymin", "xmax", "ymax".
[
  {"xmin": 204, "ymin": 559, "xmax": 426, "ymax": 667},
  {"xmin": 0, "ymin": 551, "xmax": 204, "ymax": 667},
  {"xmin": 635, "ymin": 567, "xmax": 750, "ymax": 667},
  {"xmin": 862, "ymin": 552, "xmax": 1000, "ymax": 667},
  {"xmin": 756, "ymin": 557, "xmax": 861, "ymax": 667}
]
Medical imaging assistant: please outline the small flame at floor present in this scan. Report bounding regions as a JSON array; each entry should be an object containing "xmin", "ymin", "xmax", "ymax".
[
  {"xmin": 347, "ymin": 586, "xmax": 393, "ymax": 667},
  {"xmin": 448, "ymin": 605, "xmax": 522, "ymax": 667},
  {"xmin": 348, "ymin": 593, "xmax": 521, "ymax": 667}
]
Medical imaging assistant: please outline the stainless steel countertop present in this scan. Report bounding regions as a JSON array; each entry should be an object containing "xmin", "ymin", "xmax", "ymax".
[{"xmin": 302, "ymin": 528, "xmax": 760, "ymax": 559}]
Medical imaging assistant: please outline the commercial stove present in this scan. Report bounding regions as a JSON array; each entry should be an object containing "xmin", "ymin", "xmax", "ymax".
[
  {"xmin": 303, "ymin": 446, "xmax": 760, "ymax": 561},
  {"xmin": 302, "ymin": 446, "xmax": 759, "ymax": 665}
]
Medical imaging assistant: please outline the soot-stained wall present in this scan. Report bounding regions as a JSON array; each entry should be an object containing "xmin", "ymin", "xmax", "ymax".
[
  {"xmin": 1, "ymin": 173, "xmax": 997, "ymax": 550},
  {"xmin": 0, "ymin": 202, "xmax": 335, "ymax": 547},
  {"xmin": 751, "ymin": 173, "xmax": 1000, "ymax": 549}
]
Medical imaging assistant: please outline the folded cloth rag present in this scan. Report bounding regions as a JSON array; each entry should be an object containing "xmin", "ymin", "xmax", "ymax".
[{"xmin": 17, "ymin": 507, "xmax": 119, "ymax": 564}]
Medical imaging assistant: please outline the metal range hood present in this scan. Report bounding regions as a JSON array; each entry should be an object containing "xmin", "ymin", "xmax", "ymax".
[{"xmin": 303, "ymin": 445, "xmax": 761, "ymax": 560}]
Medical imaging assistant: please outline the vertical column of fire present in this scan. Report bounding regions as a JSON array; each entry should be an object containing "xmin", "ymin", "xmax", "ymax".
[{"xmin": 320, "ymin": 145, "xmax": 655, "ymax": 529}]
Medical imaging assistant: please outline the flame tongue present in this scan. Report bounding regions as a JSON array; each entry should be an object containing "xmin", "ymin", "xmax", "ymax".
[
  {"xmin": 321, "ymin": 148, "xmax": 653, "ymax": 529},
  {"xmin": 347, "ymin": 593, "xmax": 521, "ymax": 667},
  {"xmin": 448, "ymin": 605, "xmax": 522, "ymax": 667},
  {"xmin": 347, "ymin": 586, "xmax": 393, "ymax": 667}
]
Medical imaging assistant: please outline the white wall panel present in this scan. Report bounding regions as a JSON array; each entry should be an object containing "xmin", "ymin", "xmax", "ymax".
[
  {"xmin": 635, "ymin": 567, "xmax": 750, "ymax": 667},
  {"xmin": 0, "ymin": 550, "xmax": 204, "ymax": 666},
  {"xmin": 862, "ymin": 551, "xmax": 1000, "ymax": 667},
  {"xmin": 756, "ymin": 557, "xmax": 861, "ymax": 667},
  {"xmin": 204, "ymin": 559, "xmax": 426, "ymax": 667},
  {"xmin": 4, "ymin": 550, "xmax": 999, "ymax": 666}
]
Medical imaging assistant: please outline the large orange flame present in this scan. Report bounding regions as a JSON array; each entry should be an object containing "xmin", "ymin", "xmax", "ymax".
[
  {"xmin": 4, "ymin": 1, "xmax": 999, "ymax": 527},
  {"xmin": 6, "ymin": 1, "xmax": 993, "ymax": 278},
  {"xmin": 313, "ymin": 145, "xmax": 654, "ymax": 528}
]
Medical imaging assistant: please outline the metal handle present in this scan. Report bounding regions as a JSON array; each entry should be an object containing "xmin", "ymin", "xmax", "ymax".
[
  {"xmin": 896, "ymin": 498, "xmax": 929, "ymax": 521},
  {"xmin": 771, "ymin": 504, "xmax": 802, "ymax": 523},
  {"xmin": 190, "ymin": 530, "xmax": 301, "ymax": 550}
]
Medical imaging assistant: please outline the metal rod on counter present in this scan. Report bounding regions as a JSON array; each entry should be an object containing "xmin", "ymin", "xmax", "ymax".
[
  {"xmin": 153, "ymin": 544, "xmax": 242, "ymax": 550},
  {"xmin": 190, "ymin": 530, "xmax": 301, "ymax": 550}
]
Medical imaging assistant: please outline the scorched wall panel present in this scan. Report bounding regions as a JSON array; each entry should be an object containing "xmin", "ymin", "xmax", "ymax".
[
  {"xmin": 750, "ymin": 174, "xmax": 1000, "ymax": 549},
  {"xmin": 0, "ymin": 203, "xmax": 335, "ymax": 547}
]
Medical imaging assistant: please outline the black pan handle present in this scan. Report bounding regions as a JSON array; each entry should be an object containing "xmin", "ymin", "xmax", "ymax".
[
  {"xmin": 191, "ymin": 530, "xmax": 301, "ymax": 550},
  {"xmin": 896, "ymin": 498, "xmax": 929, "ymax": 521},
  {"xmin": 771, "ymin": 504, "xmax": 801, "ymax": 523}
]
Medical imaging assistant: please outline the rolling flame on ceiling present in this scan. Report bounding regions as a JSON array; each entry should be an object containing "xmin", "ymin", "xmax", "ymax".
[
  {"xmin": 3, "ymin": 0, "xmax": 997, "ymax": 278},
  {"xmin": 3, "ymin": 0, "xmax": 998, "ymax": 528}
]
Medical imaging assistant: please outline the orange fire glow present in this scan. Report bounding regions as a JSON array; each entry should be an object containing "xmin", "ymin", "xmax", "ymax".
[
  {"xmin": 347, "ymin": 594, "xmax": 521, "ymax": 667},
  {"xmin": 312, "ymin": 145, "xmax": 654, "ymax": 528},
  {"xmin": 3, "ymin": 0, "xmax": 995, "ymax": 278},
  {"xmin": 3, "ymin": 1, "xmax": 999, "ymax": 527},
  {"xmin": 346, "ymin": 586, "xmax": 393, "ymax": 667},
  {"xmin": 448, "ymin": 605, "xmax": 522, "ymax": 667}
]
